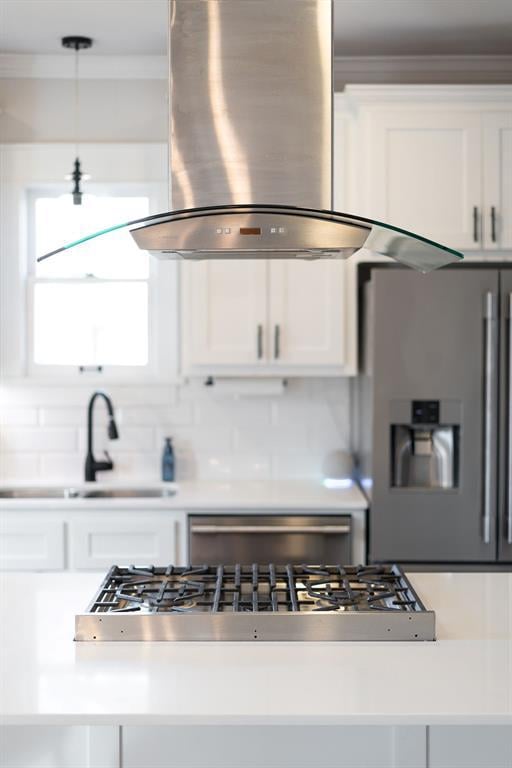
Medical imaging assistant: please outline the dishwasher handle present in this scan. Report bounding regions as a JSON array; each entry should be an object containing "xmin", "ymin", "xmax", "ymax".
[
  {"xmin": 507, "ymin": 293, "xmax": 512, "ymax": 544},
  {"xmin": 190, "ymin": 524, "xmax": 351, "ymax": 535}
]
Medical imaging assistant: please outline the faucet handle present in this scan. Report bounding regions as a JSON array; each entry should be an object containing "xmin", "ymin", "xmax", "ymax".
[{"xmin": 103, "ymin": 450, "xmax": 113, "ymax": 466}]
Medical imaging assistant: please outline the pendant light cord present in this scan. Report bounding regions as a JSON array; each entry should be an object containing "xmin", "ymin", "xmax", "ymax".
[{"xmin": 74, "ymin": 45, "xmax": 80, "ymax": 159}]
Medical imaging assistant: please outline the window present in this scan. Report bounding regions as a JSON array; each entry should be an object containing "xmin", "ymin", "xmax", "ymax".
[{"xmin": 28, "ymin": 188, "xmax": 152, "ymax": 374}]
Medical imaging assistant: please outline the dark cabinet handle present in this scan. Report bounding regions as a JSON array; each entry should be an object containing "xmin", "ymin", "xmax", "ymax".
[
  {"xmin": 274, "ymin": 324, "xmax": 281, "ymax": 359},
  {"xmin": 491, "ymin": 206, "xmax": 497, "ymax": 243},
  {"xmin": 256, "ymin": 324, "xmax": 263, "ymax": 359},
  {"xmin": 473, "ymin": 206, "xmax": 479, "ymax": 243}
]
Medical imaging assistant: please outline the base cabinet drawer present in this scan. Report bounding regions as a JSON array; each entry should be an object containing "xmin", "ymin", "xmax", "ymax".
[
  {"xmin": 68, "ymin": 512, "xmax": 184, "ymax": 569},
  {"xmin": 0, "ymin": 515, "xmax": 65, "ymax": 570}
]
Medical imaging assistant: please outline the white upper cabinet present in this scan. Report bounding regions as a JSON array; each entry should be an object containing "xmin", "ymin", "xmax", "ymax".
[
  {"xmin": 483, "ymin": 112, "xmax": 512, "ymax": 250},
  {"xmin": 365, "ymin": 111, "xmax": 482, "ymax": 250},
  {"xmin": 182, "ymin": 260, "xmax": 267, "ymax": 368},
  {"xmin": 181, "ymin": 258, "xmax": 351, "ymax": 375},
  {"xmin": 268, "ymin": 260, "xmax": 345, "ymax": 366},
  {"xmin": 346, "ymin": 85, "xmax": 512, "ymax": 254}
]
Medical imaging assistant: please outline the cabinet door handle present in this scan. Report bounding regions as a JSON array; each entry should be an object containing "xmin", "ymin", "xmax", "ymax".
[
  {"xmin": 483, "ymin": 291, "xmax": 498, "ymax": 544},
  {"xmin": 490, "ymin": 206, "xmax": 497, "ymax": 243},
  {"xmin": 256, "ymin": 324, "xmax": 263, "ymax": 360},
  {"xmin": 473, "ymin": 206, "xmax": 480, "ymax": 243},
  {"xmin": 274, "ymin": 324, "xmax": 281, "ymax": 359}
]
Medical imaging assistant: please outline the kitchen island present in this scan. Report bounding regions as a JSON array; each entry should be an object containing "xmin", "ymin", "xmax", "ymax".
[{"xmin": 0, "ymin": 572, "xmax": 510, "ymax": 768}]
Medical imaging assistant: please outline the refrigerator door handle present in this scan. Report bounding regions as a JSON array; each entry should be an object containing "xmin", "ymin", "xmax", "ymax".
[
  {"xmin": 483, "ymin": 291, "xmax": 498, "ymax": 545},
  {"xmin": 507, "ymin": 293, "xmax": 512, "ymax": 544}
]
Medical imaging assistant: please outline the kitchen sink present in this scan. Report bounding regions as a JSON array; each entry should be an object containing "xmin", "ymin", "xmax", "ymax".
[
  {"xmin": 80, "ymin": 488, "xmax": 176, "ymax": 499},
  {"xmin": 0, "ymin": 487, "xmax": 73, "ymax": 499},
  {"xmin": 0, "ymin": 486, "xmax": 177, "ymax": 499}
]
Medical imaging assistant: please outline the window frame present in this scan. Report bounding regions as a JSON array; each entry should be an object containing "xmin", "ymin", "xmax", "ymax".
[{"xmin": 0, "ymin": 143, "xmax": 178, "ymax": 384}]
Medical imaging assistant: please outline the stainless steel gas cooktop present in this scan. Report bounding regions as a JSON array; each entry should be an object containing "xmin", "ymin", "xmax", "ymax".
[{"xmin": 75, "ymin": 564, "xmax": 435, "ymax": 642}]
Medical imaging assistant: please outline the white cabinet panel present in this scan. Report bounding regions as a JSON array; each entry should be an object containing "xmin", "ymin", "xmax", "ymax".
[
  {"xmin": 182, "ymin": 260, "xmax": 267, "ymax": 367},
  {"xmin": 483, "ymin": 113, "xmax": 512, "ymax": 250},
  {"xmin": 269, "ymin": 260, "xmax": 345, "ymax": 366},
  {"xmin": 429, "ymin": 725, "xmax": 512, "ymax": 768},
  {"xmin": 122, "ymin": 726, "xmax": 426, "ymax": 768},
  {"xmin": 366, "ymin": 111, "xmax": 482, "ymax": 251},
  {"xmin": 69, "ymin": 512, "xmax": 183, "ymax": 569},
  {"xmin": 0, "ymin": 514, "xmax": 64, "ymax": 570},
  {"xmin": 0, "ymin": 726, "xmax": 88, "ymax": 768}
]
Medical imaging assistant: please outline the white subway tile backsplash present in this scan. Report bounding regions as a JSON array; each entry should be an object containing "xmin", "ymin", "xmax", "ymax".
[
  {"xmin": 118, "ymin": 404, "xmax": 193, "ymax": 427},
  {"xmin": 0, "ymin": 379, "xmax": 351, "ymax": 482},
  {"xmin": 0, "ymin": 407, "xmax": 38, "ymax": 426},
  {"xmin": 0, "ymin": 452, "xmax": 40, "ymax": 480},
  {"xmin": 233, "ymin": 422, "xmax": 308, "ymax": 454},
  {"xmin": 271, "ymin": 454, "xmax": 322, "ymax": 480},
  {"xmin": 163, "ymin": 425, "xmax": 234, "ymax": 454},
  {"xmin": 78, "ymin": 426, "xmax": 155, "ymax": 453},
  {"xmin": 194, "ymin": 454, "xmax": 272, "ymax": 481},
  {"xmin": 1, "ymin": 427, "xmax": 77, "ymax": 453},
  {"xmin": 40, "ymin": 453, "xmax": 83, "ymax": 481},
  {"xmin": 195, "ymin": 400, "xmax": 271, "ymax": 427},
  {"xmin": 39, "ymin": 407, "xmax": 91, "ymax": 426}
]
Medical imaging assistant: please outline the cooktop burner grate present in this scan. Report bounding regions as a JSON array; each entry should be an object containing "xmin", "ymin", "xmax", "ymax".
[{"xmin": 87, "ymin": 564, "xmax": 425, "ymax": 615}]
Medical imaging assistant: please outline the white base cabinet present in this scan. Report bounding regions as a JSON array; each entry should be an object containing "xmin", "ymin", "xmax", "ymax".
[
  {"xmin": 69, "ymin": 512, "xmax": 183, "ymax": 570},
  {"xmin": 0, "ymin": 509, "xmax": 187, "ymax": 571},
  {"xmin": 0, "ymin": 515, "xmax": 65, "ymax": 570},
  {"xmin": 1, "ymin": 725, "xmax": 511, "ymax": 768}
]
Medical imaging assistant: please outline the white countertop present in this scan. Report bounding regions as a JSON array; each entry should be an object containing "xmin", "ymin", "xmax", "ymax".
[
  {"xmin": 0, "ymin": 479, "xmax": 368, "ymax": 511},
  {"xmin": 1, "ymin": 571, "xmax": 510, "ymax": 727}
]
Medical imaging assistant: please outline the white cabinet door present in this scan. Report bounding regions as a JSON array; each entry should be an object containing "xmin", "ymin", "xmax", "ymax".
[
  {"xmin": 269, "ymin": 260, "xmax": 345, "ymax": 366},
  {"xmin": 483, "ymin": 112, "xmax": 512, "ymax": 250},
  {"xmin": 366, "ymin": 111, "xmax": 482, "ymax": 251},
  {"xmin": 122, "ymin": 726, "xmax": 427, "ymax": 768},
  {"xmin": 0, "ymin": 514, "xmax": 65, "ymax": 570},
  {"xmin": 182, "ymin": 260, "xmax": 267, "ymax": 368},
  {"xmin": 429, "ymin": 726, "xmax": 512, "ymax": 768},
  {"xmin": 68, "ymin": 512, "xmax": 184, "ymax": 570}
]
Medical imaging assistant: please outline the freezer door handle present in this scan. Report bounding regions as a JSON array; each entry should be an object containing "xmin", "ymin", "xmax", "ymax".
[
  {"xmin": 507, "ymin": 293, "xmax": 512, "ymax": 544},
  {"xmin": 483, "ymin": 291, "xmax": 498, "ymax": 544}
]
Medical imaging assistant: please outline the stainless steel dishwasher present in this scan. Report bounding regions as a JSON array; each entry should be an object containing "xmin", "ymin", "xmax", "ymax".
[{"xmin": 188, "ymin": 515, "xmax": 352, "ymax": 564}]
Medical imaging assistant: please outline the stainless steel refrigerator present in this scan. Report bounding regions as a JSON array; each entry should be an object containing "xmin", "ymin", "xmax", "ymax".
[{"xmin": 359, "ymin": 265, "xmax": 512, "ymax": 565}]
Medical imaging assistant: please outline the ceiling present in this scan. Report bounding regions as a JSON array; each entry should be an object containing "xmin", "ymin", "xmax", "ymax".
[{"xmin": 1, "ymin": 0, "xmax": 512, "ymax": 57}]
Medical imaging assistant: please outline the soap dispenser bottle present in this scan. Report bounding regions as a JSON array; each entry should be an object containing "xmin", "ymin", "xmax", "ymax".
[{"xmin": 162, "ymin": 437, "xmax": 175, "ymax": 482}]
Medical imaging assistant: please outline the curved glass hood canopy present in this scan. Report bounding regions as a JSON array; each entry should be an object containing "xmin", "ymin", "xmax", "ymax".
[
  {"xmin": 38, "ymin": 1, "xmax": 463, "ymax": 273},
  {"xmin": 38, "ymin": 204, "xmax": 462, "ymax": 273}
]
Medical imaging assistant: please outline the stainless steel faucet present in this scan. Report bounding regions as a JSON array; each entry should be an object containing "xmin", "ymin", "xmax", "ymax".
[{"xmin": 85, "ymin": 391, "xmax": 119, "ymax": 482}]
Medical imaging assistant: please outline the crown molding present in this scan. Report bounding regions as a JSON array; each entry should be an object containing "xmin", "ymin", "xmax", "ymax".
[
  {"xmin": 334, "ymin": 55, "xmax": 512, "ymax": 86},
  {"xmin": 1, "ymin": 52, "xmax": 511, "ymax": 84}
]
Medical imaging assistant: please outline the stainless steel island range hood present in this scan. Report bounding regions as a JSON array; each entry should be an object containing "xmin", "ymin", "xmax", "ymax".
[{"xmin": 39, "ymin": 0, "xmax": 462, "ymax": 272}]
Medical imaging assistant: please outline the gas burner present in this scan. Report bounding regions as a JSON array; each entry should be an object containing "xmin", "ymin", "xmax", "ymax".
[{"xmin": 76, "ymin": 564, "xmax": 435, "ymax": 642}]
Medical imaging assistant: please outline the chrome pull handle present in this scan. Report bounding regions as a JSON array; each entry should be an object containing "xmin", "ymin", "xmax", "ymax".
[
  {"xmin": 256, "ymin": 324, "xmax": 263, "ymax": 360},
  {"xmin": 473, "ymin": 206, "xmax": 480, "ymax": 243},
  {"xmin": 483, "ymin": 291, "xmax": 498, "ymax": 544},
  {"xmin": 508, "ymin": 293, "xmax": 512, "ymax": 544},
  {"xmin": 490, "ymin": 206, "xmax": 497, "ymax": 244},
  {"xmin": 274, "ymin": 324, "xmax": 281, "ymax": 359},
  {"xmin": 190, "ymin": 525, "xmax": 351, "ymax": 535}
]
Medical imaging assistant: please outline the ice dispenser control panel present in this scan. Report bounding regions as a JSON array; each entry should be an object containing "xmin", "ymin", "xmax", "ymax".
[{"xmin": 391, "ymin": 399, "xmax": 459, "ymax": 490}]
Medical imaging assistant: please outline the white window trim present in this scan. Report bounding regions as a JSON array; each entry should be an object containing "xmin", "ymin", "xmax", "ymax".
[{"xmin": 0, "ymin": 143, "xmax": 179, "ymax": 384}]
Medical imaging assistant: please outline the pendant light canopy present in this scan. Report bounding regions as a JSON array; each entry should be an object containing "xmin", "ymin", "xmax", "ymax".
[{"xmin": 62, "ymin": 35, "xmax": 92, "ymax": 205}]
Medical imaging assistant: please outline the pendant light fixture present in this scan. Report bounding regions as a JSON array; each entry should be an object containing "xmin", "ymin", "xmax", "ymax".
[{"xmin": 61, "ymin": 35, "xmax": 92, "ymax": 205}]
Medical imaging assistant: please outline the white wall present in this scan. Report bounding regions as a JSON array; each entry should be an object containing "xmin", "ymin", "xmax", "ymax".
[
  {"xmin": 0, "ymin": 79, "xmax": 168, "ymax": 142},
  {"xmin": 0, "ymin": 379, "xmax": 352, "ymax": 482}
]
